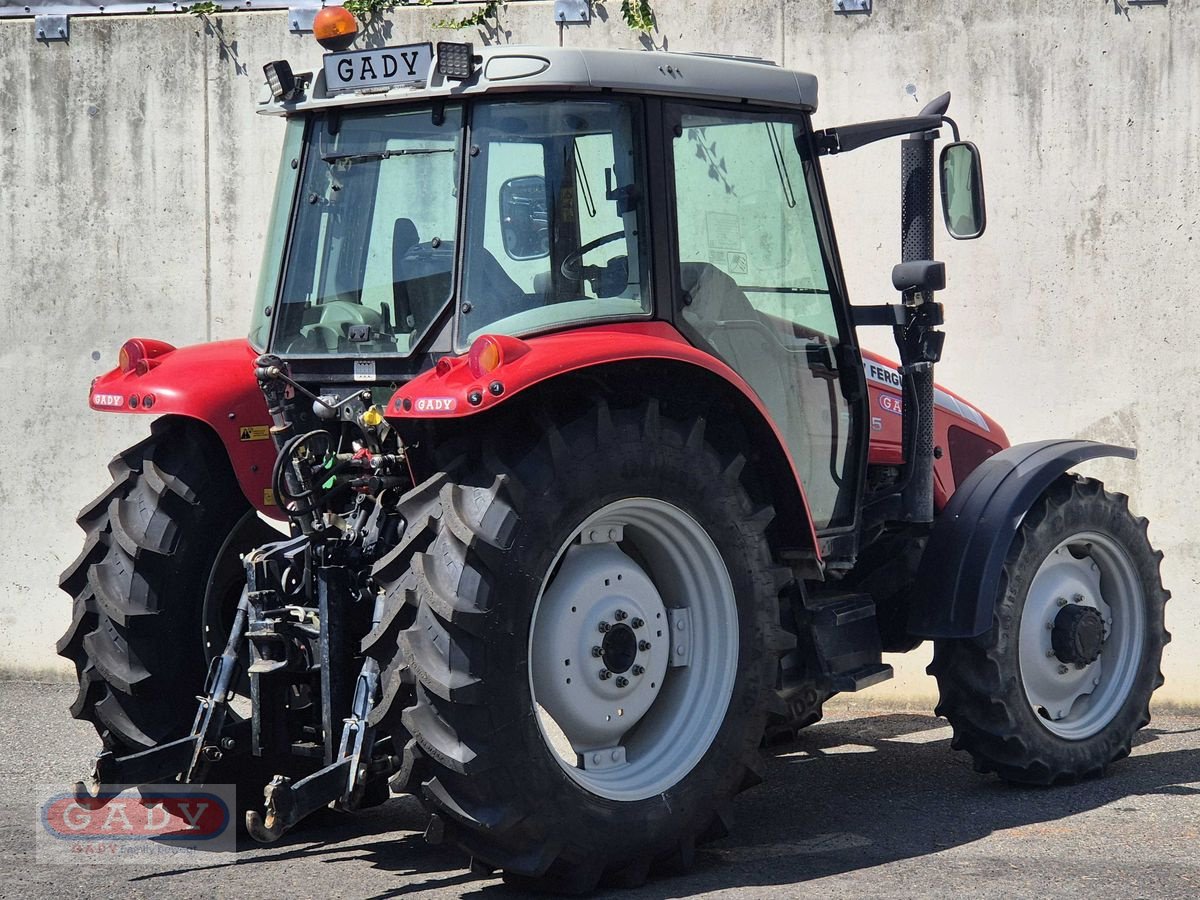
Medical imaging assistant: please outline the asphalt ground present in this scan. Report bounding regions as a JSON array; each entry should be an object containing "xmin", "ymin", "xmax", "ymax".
[{"xmin": 3, "ymin": 681, "xmax": 1198, "ymax": 899}]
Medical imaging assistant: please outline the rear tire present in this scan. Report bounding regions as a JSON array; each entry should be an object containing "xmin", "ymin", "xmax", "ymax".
[
  {"xmin": 929, "ymin": 475, "xmax": 1169, "ymax": 784},
  {"xmin": 369, "ymin": 398, "xmax": 793, "ymax": 892},
  {"xmin": 58, "ymin": 419, "xmax": 278, "ymax": 781}
]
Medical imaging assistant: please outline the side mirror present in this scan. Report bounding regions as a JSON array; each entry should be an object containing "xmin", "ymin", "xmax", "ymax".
[
  {"xmin": 499, "ymin": 175, "xmax": 549, "ymax": 260},
  {"xmin": 939, "ymin": 142, "xmax": 986, "ymax": 240}
]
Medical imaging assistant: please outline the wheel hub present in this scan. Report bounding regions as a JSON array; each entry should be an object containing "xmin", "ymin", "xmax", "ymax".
[
  {"xmin": 600, "ymin": 622, "xmax": 638, "ymax": 674},
  {"xmin": 528, "ymin": 497, "xmax": 739, "ymax": 802},
  {"xmin": 1018, "ymin": 534, "xmax": 1145, "ymax": 738},
  {"xmin": 1051, "ymin": 604, "xmax": 1105, "ymax": 667},
  {"xmin": 530, "ymin": 541, "xmax": 670, "ymax": 754}
]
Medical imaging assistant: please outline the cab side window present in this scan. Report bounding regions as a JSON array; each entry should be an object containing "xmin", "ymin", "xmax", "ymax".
[{"xmin": 671, "ymin": 106, "xmax": 854, "ymax": 531}]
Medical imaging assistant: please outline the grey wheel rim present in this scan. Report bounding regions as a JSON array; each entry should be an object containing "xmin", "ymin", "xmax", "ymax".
[
  {"xmin": 1018, "ymin": 531, "xmax": 1147, "ymax": 740},
  {"xmin": 528, "ymin": 498, "xmax": 739, "ymax": 802}
]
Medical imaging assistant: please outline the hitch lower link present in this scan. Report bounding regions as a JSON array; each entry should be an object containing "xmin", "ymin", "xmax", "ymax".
[
  {"xmin": 245, "ymin": 660, "xmax": 381, "ymax": 842},
  {"xmin": 76, "ymin": 582, "xmax": 382, "ymax": 844},
  {"xmin": 77, "ymin": 590, "xmax": 254, "ymax": 798}
]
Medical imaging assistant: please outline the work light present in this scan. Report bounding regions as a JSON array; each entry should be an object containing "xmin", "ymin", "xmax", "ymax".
[
  {"xmin": 436, "ymin": 42, "xmax": 475, "ymax": 81},
  {"xmin": 263, "ymin": 60, "xmax": 298, "ymax": 101}
]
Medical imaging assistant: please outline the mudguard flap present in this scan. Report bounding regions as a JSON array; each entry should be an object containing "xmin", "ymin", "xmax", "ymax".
[{"xmin": 907, "ymin": 439, "xmax": 1136, "ymax": 639}]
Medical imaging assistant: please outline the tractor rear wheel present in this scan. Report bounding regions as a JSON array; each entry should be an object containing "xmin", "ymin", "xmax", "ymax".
[
  {"xmin": 369, "ymin": 398, "xmax": 792, "ymax": 892},
  {"xmin": 58, "ymin": 419, "xmax": 278, "ymax": 780},
  {"xmin": 929, "ymin": 475, "xmax": 1169, "ymax": 784}
]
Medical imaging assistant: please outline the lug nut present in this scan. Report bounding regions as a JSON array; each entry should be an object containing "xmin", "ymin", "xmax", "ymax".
[
  {"xmin": 1072, "ymin": 593, "xmax": 1084, "ymax": 603},
  {"xmin": 632, "ymin": 665, "xmax": 644, "ymax": 676},
  {"xmin": 591, "ymin": 646, "xmax": 603, "ymax": 657},
  {"xmin": 598, "ymin": 621, "xmax": 611, "ymax": 633},
  {"xmin": 638, "ymin": 640, "xmax": 651, "ymax": 651},
  {"xmin": 615, "ymin": 676, "xmax": 629, "ymax": 688},
  {"xmin": 1056, "ymin": 597, "xmax": 1068, "ymax": 607},
  {"xmin": 1057, "ymin": 664, "xmax": 1069, "ymax": 675},
  {"xmin": 631, "ymin": 617, "xmax": 644, "ymax": 629},
  {"xmin": 614, "ymin": 609, "xmax": 628, "ymax": 621},
  {"xmin": 599, "ymin": 669, "xmax": 611, "ymax": 680}
]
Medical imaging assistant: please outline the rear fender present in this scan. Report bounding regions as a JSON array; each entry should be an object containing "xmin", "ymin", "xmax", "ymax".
[
  {"xmin": 88, "ymin": 339, "xmax": 277, "ymax": 515},
  {"xmin": 386, "ymin": 321, "xmax": 822, "ymax": 562},
  {"xmin": 907, "ymin": 440, "xmax": 1136, "ymax": 639}
]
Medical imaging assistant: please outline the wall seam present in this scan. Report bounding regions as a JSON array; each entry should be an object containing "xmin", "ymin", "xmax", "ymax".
[{"xmin": 202, "ymin": 24, "xmax": 213, "ymax": 342}]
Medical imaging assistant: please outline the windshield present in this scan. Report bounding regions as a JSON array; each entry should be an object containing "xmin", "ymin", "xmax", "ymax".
[
  {"xmin": 272, "ymin": 104, "xmax": 463, "ymax": 356},
  {"xmin": 458, "ymin": 98, "xmax": 651, "ymax": 348}
]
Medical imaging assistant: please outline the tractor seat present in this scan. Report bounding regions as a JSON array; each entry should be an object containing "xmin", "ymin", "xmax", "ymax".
[{"xmin": 679, "ymin": 263, "xmax": 790, "ymax": 415}]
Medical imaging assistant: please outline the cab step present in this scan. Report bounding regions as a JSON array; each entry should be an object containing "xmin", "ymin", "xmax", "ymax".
[
  {"xmin": 794, "ymin": 591, "xmax": 889, "ymax": 691},
  {"xmin": 831, "ymin": 662, "xmax": 894, "ymax": 692}
]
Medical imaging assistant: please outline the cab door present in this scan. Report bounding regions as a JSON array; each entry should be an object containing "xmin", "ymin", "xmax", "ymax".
[{"xmin": 665, "ymin": 103, "xmax": 864, "ymax": 534}]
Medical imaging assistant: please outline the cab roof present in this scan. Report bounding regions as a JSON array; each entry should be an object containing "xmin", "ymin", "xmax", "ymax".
[{"xmin": 258, "ymin": 45, "xmax": 819, "ymax": 116}]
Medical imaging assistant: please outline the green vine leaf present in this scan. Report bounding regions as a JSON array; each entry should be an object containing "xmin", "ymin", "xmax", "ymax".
[
  {"xmin": 433, "ymin": 0, "xmax": 504, "ymax": 30},
  {"xmin": 343, "ymin": 0, "xmax": 401, "ymax": 21},
  {"xmin": 187, "ymin": 1, "xmax": 222, "ymax": 14},
  {"xmin": 620, "ymin": 0, "xmax": 655, "ymax": 33}
]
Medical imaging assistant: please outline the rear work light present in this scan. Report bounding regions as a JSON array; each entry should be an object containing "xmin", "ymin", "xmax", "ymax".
[
  {"xmin": 436, "ymin": 41, "xmax": 475, "ymax": 81},
  {"xmin": 263, "ymin": 60, "xmax": 299, "ymax": 101},
  {"xmin": 313, "ymin": 6, "xmax": 358, "ymax": 52}
]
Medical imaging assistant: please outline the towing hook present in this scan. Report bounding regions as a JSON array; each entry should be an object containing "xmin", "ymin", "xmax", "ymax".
[{"xmin": 244, "ymin": 775, "xmax": 294, "ymax": 844}]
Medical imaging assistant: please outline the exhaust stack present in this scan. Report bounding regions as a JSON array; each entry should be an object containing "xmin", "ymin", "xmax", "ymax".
[{"xmin": 897, "ymin": 93, "xmax": 950, "ymax": 525}]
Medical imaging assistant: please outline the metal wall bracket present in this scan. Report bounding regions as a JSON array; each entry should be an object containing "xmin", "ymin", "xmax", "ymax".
[
  {"xmin": 834, "ymin": 0, "xmax": 872, "ymax": 13},
  {"xmin": 288, "ymin": 7, "xmax": 317, "ymax": 33},
  {"xmin": 554, "ymin": 0, "xmax": 590, "ymax": 25},
  {"xmin": 34, "ymin": 14, "xmax": 68, "ymax": 41}
]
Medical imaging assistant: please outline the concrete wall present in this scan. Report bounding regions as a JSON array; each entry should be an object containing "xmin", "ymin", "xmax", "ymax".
[{"xmin": 2, "ymin": 1, "xmax": 1197, "ymax": 706}]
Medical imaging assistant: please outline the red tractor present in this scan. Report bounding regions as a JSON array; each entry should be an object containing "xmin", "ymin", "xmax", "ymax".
[{"xmin": 61, "ymin": 20, "xmax": 1168, "ymax": 893}]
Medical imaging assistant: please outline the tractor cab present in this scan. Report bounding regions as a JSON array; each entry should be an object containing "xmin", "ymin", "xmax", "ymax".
[{"xmin": 251, "ymin": 39, "xmax": 986, "ymax": 543}]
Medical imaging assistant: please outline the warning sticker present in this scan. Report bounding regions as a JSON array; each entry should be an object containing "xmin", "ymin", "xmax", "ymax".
[
  {"xmin": 263, "ymin": 488, "xmax": 276, "ymax": 506},
  {"xmin": 353, "ymin": 360, "xmax": 376, "ymax": 382},
  {"xmin": 706, "ymin": 212, "xmax": 742, "ymax": 251},
  {"xmin": 239, "ymin": 425, "xmax": 271, "ymax": 442}
]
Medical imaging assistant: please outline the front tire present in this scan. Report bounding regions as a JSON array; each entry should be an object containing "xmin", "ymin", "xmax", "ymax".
[
  {"xmin": 929, "ymin": 475, "xmax": 1169, "ymax": 784},
  {"xmin": 370, "ymin": 398, "xmax": 793, "ymax": 891}
]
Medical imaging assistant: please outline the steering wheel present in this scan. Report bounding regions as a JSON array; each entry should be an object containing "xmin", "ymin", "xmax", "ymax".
[{"xmin": 560, "ymin": 230, "xmax": 625, "ymax": 280}]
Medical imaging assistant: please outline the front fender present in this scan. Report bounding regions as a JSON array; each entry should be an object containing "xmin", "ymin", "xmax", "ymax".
[
  {"xmin": 88, "ymin": 339, "xmax": 277, "ymax": 514},
  {"xmin": 907, "ymin": 440, "xmax": 1136, "ymax": 639}
]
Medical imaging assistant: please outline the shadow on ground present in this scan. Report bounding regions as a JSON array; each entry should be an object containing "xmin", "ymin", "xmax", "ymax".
[{"xmin": 102, "ymin": 710, "xmax": 1200, "ymax": 898}]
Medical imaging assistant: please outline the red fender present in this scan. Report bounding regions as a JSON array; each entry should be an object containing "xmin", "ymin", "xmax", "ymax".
[
  {"xmin": 88, "ymin": 339, "xmax": 278, "ymax": 516},
  {"xmin": 386, "ymin": 321, "xmax": 822, "ymax": 561}
]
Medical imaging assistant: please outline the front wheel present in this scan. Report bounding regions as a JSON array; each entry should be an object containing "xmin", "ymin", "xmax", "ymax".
[
  {"xmin": 929, "ymin": 475, "xmax": 1169, "ymax": 784},
  {"xmin": 370, "ymin": 398, "xmax": 793, "ymax": 891}
]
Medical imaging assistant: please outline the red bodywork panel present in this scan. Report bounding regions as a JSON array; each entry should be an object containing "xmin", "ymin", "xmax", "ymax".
[
  {"xmin": 84, "ymin": 330, "xmax": 1009, "ymax": 531},
  {"xmin": 88, "ymin": 339, "xmax": 279, "ymax": 516},
  {"xmin": 386, "ymin": 321, "xmax": 824, "ymax": 560},
  {"xmin": 861, "ymin": 349, "xmax": 1009, "ymax": 509},
  {"xmin": 386, "ymin": 324, "xmax": 1009, "ymax": 523}
]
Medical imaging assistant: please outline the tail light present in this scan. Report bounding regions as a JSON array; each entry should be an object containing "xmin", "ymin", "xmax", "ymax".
[
  {"xmin": 118, "ymin": 338, "xmax": 176, "ymax": 375},
  {"xmin": 467, "ymin": 334, "xmax": 531, "ymax": 379},
  {"xmin": 468, "ymin": 336, "xmax": 503, "ymax": 378}
]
